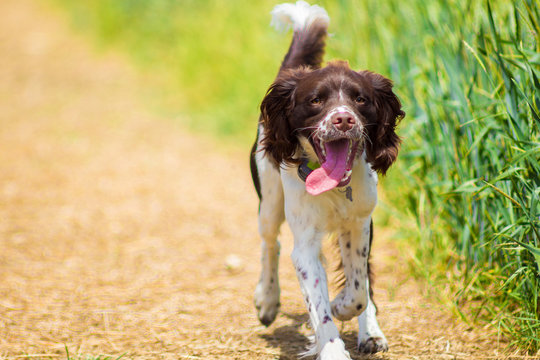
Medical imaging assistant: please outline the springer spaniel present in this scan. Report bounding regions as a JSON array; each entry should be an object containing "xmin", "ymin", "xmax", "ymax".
[{"xmin": 250, "ymin": 2, "xmax": 404, "ymax": 359}]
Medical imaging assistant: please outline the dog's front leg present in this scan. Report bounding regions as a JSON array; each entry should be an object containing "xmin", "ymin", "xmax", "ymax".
[
  {"xmin": 330, "ymin": 218, "xmax": 371, "ymax": 321},
  {"xmin": 330, "ymin": 218, "xmax": 388, "ymax": 353},
  {"xmin": 290, "ymin": 228, "xmax": 351, "ymax": 360}
]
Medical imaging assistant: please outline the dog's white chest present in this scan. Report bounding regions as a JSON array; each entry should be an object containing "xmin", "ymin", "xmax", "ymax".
[
  {"xmin": 281, "ymin": 156, "xmax": 378, "ymax": 232},
  {"xmin": 321, "ymin": 159, "xmax": 378, "ymax": 223}
]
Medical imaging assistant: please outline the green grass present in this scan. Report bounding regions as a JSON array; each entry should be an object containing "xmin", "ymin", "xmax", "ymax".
[
  {"xmin": 330, "ymin": 0, "xmax": 539, "ymax": 351},
  {"xmin": 49, "ymin": 0, "xmax": 540, "ymax": 353},
  {"xmin": 358, "ymin": 0, "xmax": 540, "ymax": 351}
]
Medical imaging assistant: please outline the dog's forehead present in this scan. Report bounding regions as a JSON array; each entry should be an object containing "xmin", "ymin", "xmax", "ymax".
[{"xmin": 297, "ymin": 65, "xmax": 370, "ymax": 96}]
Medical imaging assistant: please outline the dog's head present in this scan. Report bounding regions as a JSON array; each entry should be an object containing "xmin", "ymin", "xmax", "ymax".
[{"xmin": 260, "ymin": 61, "xmax": 404, "ymax": 189}]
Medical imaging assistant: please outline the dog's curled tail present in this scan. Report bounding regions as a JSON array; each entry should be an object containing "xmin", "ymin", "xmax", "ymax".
[{"xmin": 271, "ymin": 1, "xmax": 329, "ymax": 71}]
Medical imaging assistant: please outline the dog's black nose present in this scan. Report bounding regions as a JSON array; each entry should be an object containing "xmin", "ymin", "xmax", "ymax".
[{"xmin": 331, "ymin": 112, "xmax": 355, "ymax": 132}]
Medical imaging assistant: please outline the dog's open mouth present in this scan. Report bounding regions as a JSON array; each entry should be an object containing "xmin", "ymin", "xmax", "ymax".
[{"xmin": 306, "ymin": 137, "xmax": 360, "ymax": 195}]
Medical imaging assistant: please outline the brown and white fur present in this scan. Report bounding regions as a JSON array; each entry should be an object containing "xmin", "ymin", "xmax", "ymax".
[{"xmin": 250, "ymin": 2, "xmax": 404, "ymax": 359}]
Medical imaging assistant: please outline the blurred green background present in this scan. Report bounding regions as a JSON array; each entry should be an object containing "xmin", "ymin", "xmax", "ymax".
[{"xmin": 49, "ymin": 0, "xmax": 539, "ymax": 353}]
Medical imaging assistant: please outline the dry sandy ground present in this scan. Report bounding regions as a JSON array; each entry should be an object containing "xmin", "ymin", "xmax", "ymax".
[{"xmin": 0, "ymin": 0, "xmax": 522, "ymax": 359}]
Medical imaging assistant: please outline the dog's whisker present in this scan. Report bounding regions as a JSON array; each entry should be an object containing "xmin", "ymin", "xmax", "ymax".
[
  {"xmin": 308, "ymin": 130, "xmax": 321, "ymax": 141},
  {"xmin": 294, "ymin": 125, "xmax": 319, "ymax": 133},
  {"xmin": 362, "ymin": 132, "xmax": 373, "ymax": 146}
]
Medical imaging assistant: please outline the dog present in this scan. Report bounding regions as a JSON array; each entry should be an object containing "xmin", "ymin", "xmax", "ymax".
[{"xmin": 250, "ymin": 2, "xmax": 404, "ymax": 359}]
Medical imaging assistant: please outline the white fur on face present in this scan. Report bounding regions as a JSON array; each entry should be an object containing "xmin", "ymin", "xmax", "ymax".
[{"xmin": 318, "ymin": 105, "xmax": 361, "ymax": 138}]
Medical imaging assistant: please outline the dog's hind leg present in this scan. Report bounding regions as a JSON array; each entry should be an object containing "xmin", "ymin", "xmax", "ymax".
[{"xmin": 252, "ymin": 136, "xmax": 284, "ymax": 326}]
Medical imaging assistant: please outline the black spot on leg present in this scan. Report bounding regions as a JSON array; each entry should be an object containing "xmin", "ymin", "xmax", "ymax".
[
  {"xmin": 356, "ymin": 249, "xmax": 361, "ymax": 256},
  {"xmin": 346, "ymin": 241, "xmax": 350, "ymax": 249},
  {"xmin": 356, "ymin": 303, "xmax": 363, "ymax": 310},
  {"xmin": 354, "ymin": 280, "xmax": 360, "ymax": 290},
  {"xmin": 301, "ymin": 271, "xmax": 308, "ymax": 280},
  {"xmin": 322, "ymin": 315, "xmax": 331, "ymax": 324},
  {"xmin": 270, "ymin": 277, "xmax": 274, "ymax": 284},
  {"xmin": 362, "ymin": 246, "xmax": 368, "ymax": 257}
]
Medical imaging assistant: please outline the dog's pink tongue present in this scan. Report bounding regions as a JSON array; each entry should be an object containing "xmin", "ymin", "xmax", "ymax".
[{"xmin": 306, "ymin": 140, "xmax": 349, "ymax": 195}]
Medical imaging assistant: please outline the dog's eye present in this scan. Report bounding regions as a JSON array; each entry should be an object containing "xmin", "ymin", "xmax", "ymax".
[
  {"xmin": 355, "ymin": 96, "xmax": 367, "ymax": 104},
  {"xmin": 310, "ymin": 97, "xmax": 321, "ymax": 105}
]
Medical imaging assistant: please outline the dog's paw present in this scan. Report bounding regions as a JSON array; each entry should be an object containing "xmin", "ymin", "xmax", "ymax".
[
  {"xmin": 256, "ymin": 301, "xmax": 280, "ymax": 326},
  {"xmin": 254, "ymin": 282, "xmax": 280, "ymax": 326},
  {"xmin": 319, "ymin": 338, "xmax": 352, "ymax": 360},
  {"xmin": 357, "ymin": 336, "xmax": 388, "ymax": 354}
]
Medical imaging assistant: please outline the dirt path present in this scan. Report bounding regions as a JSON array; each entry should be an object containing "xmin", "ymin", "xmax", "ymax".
[{"xmin": 0, "ymin": 1, "xmax": 509, "ymax": 359}]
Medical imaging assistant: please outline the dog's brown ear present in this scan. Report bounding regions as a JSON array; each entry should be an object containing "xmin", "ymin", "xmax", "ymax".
[
  {"xmin": 260, "ymin": 67, "xmax": 311, "ymax": 166},
  {"xmin": 361, "ymin": 71, "xmax": 405, "ymax": 174}
]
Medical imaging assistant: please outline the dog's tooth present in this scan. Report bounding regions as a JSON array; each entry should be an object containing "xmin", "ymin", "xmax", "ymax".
[{"xmin": 341, "ymin": 169, "xmax": 352, "ymax": 182}]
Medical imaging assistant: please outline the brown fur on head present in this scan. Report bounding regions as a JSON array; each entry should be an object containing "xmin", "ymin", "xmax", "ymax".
[
  {"xmin": 360, "ymin": 71, "xmax": 405, "ymax": 175},
  {"xmin": 259, "ymin": 67, "xmax": 312, "ymax": 167},
  {"xmin": 259, "ymin": 63, "xmax": 404, "ymax": 174}
]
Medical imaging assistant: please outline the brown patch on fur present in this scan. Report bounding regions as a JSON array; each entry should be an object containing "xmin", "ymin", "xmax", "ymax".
[
  {"xmin": 260, "ymin": 67, "xmax": 312, "ymax": 167},
  {"xmin": 360, "ymin": 71, "xmax": 405, "ymax": 175}
]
